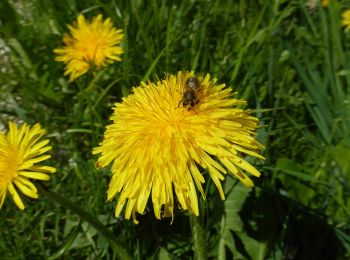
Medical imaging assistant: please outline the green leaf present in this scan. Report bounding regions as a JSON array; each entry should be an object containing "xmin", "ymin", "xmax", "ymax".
[
  {"xmin": 157, "ymin": 247, "xmax": 171, "ymax": 260},
  {"xmin": 333, "ymin": 138, "xmax": 350, "ymax": 179},
  {"xmin": 276, "ymin": 158, "xmax": 300, "ymax": 172},
  {"xmin": 218, "ymin": 177, "xmax": 267, "ymax": 260}
]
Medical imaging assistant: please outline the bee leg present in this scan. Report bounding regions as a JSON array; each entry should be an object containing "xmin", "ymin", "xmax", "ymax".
[
  {"xmin": 187, "ymin": 101, "xmax": 195, "ymax": 111},
  {"xmin": 177, "ymin": 100, "xmax": 183, "ymax": 108}
]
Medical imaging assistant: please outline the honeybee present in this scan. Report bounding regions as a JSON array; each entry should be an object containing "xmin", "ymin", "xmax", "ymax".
[{"xmin": 178, "ymin": 76, "xmax": 201, "ymax": 110}]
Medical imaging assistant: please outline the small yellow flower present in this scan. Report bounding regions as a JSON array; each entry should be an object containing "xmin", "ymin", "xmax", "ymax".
[
  {"xmin": 54, "ymin": 14, "xmax": 124, "ymax": 81},
  {"xmin": 322, "ymin": 0, "xmax": 329, "ymax": 7},
  {"xmin": 342, "ymin": 10, "xmax": 350, "ymax": 31},
  {"xmin": 0, "ymin": 122, "xmax": 56, "ymax": 209},
  {"xmin": 93, "ymin": 72, "xmax": 264, "ymax": 223}
]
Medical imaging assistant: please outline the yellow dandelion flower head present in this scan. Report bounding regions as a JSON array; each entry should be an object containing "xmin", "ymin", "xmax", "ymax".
[
  {"xmin": 322, "ymin": 0, "xmax": 329, "ymax": 7},
  {"xmin": 54, "ymin": 14, "xmax": 124, "ymax": 81},
  {"xmin": 342, "ymin": 10, "xmax": 350, "ymax": 31},
  {"xmin": 93, "ymin": 72, "xmax": 264, "ymax": 223},
  {"xmin": 0, "ymin": 122, "xmax": 56, "ymax": 210}
]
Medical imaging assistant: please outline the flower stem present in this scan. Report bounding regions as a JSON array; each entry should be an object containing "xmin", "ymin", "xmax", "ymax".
[
  {"xmin": 38, "ymin": 185, "xmax": 132, "ymax": 260},
  {"xmin": 191, "ymin": 215, "xmax": 208, "ymax": 260}
]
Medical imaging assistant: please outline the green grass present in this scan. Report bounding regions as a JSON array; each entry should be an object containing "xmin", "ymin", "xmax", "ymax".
[{"xmin": 1, "ymin": 0, "xmax": 350, "ymax": 259}]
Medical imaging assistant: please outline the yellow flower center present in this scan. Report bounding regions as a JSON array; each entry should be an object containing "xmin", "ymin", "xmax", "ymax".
[{"xmin": 0, "ymin": 147, "xmax": 20, "ymax": 185}]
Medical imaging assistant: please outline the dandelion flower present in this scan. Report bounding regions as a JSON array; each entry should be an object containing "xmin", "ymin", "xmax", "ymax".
[
  {"xmin": 54, "ymin": 14, "xmax": 124, "ymax": 81},
  {"xmin": 342, "ymin": 10, "xmax": 350, "ymax": 31},
  {"xmin": 0, "ymin": 122, "xmax": 56, "ymax": 210},
  {"xmin": 93, "ymin": 72, "xmax": 264, "ymax": 223}
]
